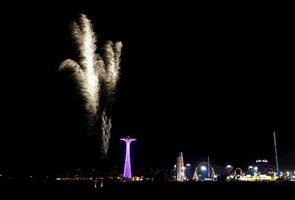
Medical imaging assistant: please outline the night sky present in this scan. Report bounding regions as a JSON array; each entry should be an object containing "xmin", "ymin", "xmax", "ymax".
[{"xmin": 0, "ymin": 1, "xmax": 294, "ymax": 175}]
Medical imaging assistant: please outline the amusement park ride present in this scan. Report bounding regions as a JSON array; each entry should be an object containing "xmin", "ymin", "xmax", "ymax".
[
  {"xmin": 226, "ymin": 160, "xmax": 279, "ymax": 182},
  {"xmin": 174, "ymin": 131, "xmax": 294, "ymax": 182},
  {"xmin": 175, "ymin": 157, "xmax": 283, "ymax": 182},
  {"xmin": 192, "ymin": 161, "xmax": 218, "ymax": 181}
]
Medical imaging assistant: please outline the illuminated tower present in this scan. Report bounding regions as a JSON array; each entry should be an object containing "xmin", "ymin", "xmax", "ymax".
[
  {"xmin": 273, "ymin": 130, "xmax": 279, "ymax": 173},
  {"xmin": 121, "ymin": 136, "xmax": 136, "ymax": 179},
  {"xmin": 176, "ymin": 152, "xmax": 186, "ymax": 181}
]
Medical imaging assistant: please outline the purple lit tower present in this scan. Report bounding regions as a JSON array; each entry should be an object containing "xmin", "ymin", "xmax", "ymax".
[{"xmin": 121, "ymin": 136, "xmax": 136, "ymax": 179}]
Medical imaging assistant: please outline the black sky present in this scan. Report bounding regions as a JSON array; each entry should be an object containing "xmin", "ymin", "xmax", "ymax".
[{"xmin": 0, "ymin": 1, "xmax": 294, "ymax": 175}]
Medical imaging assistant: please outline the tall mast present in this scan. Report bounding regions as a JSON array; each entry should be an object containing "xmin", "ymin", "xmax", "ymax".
[
  {"xmin": 207, "ymin": 156, "xmax": 210, "ymax": 178},
  {"xmin": 273, "ymin": 130, "xmax": 279, "ymax": 173}
]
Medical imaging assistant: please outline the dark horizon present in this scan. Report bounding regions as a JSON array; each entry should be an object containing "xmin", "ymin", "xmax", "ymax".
[{"xmin": 0, "ymin": 1, "xmax": 294, "ymax": 176}]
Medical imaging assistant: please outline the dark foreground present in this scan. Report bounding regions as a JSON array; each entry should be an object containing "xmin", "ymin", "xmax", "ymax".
[{"xmin": 1, "ymin": 181, "xmax": 294, "ymax": 198}]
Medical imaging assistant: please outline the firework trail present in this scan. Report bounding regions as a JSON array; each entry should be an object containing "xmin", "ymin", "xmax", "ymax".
[
  {"xmin": 99, "ymin": 41, "xmax": 122, "ymax": 155},
  {"xmin": 103, "ymin": 41, "xmax": 122, "ymax": 97},
  {"xmin": 59, "ymin": 14, "xmax": 122, "ymax": 157},
  {"xmin": 101, "ymin": 111, "xmax": 112, "ymax": 156},
  {"xmin": 59, "ymin": 15, "xmax": 100, "ymax": 118}
]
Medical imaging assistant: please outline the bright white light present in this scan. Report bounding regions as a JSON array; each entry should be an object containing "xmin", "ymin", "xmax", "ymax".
[
  {"xmin": 201, "ymin": 166, "xmax": 207, "ymax": 171},
  {"xmin": 254, "ymin": 166, "xmax": 258, "ymax": 171},
  {"xmin": 248, "ymin": 166, "xmax": 254, "ymax": 170},
  {"xmin": 174, "ymin": 164, "xmax": 176, "ymax": 168},
  {"xmin": 226, "ymin": 165, "xmax": 233, "ymax": 170},
  {"xmin": 182, "ymin": 167, "xmax": 186, "ymax": 170},
  {"xmin": 286, "ymin": 171, "xmax": 290, "ymax": 177},
  {"xmin": 186, "ymin": 163, "xmax": 191, "ymax": 167}
]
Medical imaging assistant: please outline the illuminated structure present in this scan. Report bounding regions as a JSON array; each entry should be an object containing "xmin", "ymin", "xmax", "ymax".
[
  {"xmin": 176, "ymin": 152, "xmax": 186, "ymax": 181},
  {"xmin": 193, "ymin": 162, "xmax": 216, "ymax": 181},
  {"xmin": 273, "ymin": 130, "xmax": 279, "ymax": 173},
  {"xmin": 121, "ymin": 136, "xmax": 136, "ymax": 179},
  {"xmin": 226, "ymin": 165, "xmax": 279, "ymax": 182}
]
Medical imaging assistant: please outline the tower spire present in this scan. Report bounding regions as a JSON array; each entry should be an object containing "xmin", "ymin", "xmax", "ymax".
[
  {"xmin": 176, "ymin": 152, "xmax": 186, "ymax": 181},
  {"xmin": 120, "ymin": 136, "xmax": 136, "ymax": 179}
]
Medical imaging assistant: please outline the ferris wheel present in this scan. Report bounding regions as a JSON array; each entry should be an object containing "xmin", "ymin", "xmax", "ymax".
[
  {"xmin": 192, "ymin": 162, "xmax": 216, "ymax": 181},
  {"xmin": 226, "ymin": 167, "xmax": 243, "ymax": 181}
]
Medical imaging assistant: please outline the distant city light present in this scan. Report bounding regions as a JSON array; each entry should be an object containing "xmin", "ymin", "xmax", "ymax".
[
  {"xmin": 254, "ymin": 166, "xmax": 258, "ymax": 171},
  {"xmin": 256, "ymin": 159, "xmax": 268, "ymax": 163},
  {"xmin": 200, "ymin": 166, "xmax": 207, "ymax": 171},
  {"xmin": 226, "ymin": 165, "xmax": 233, "ymax": 171},
  {"xmin": 286, "ymin": 171, "xmax": 290, "ymax": 177}
]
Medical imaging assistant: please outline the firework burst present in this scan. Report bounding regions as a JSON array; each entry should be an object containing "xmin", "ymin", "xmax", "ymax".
[{"xmin": 59, "ymin": 14, "xmax": 122, "ymax": 157}]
